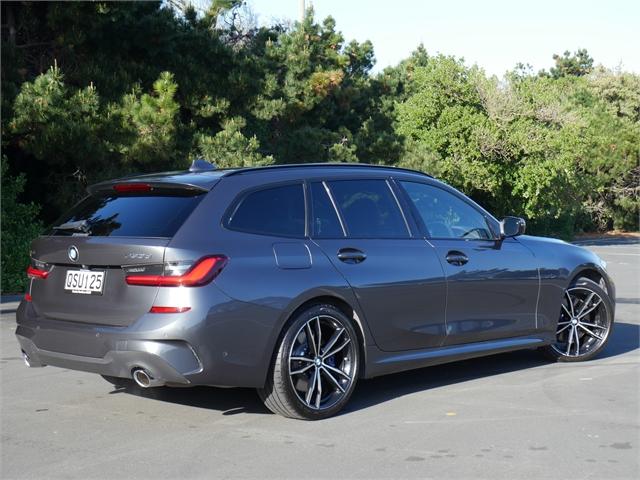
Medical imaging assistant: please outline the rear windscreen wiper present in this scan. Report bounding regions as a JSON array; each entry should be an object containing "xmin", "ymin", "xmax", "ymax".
[{"xmin": 52, "ymin": 220, "xmax": 91, "ymax": 234}]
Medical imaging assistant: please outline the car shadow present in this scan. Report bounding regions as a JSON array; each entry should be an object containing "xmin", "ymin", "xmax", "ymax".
[
  {"xmin": 616, "ymin": 297, "xmax": 640, "ymax": 305},
  {"xmin": 596, "ymin": 321, "xmax": 639, "ymax": 359},
  {"xmin": 111, "ymin": 322, "xmax": 639, "ymax": 416},
  {"xmin": 109, "ymin": 383, "xmax": 269, "ymax": 415},
  {"xmin": 347, "ymin": 321, "xmax": 639, "ymax": 414}
]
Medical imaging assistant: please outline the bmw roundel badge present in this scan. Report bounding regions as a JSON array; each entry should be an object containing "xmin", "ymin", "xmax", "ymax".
[{"xmin": 68, "ymin": 245, "xmax": 79, "ymax": 262}]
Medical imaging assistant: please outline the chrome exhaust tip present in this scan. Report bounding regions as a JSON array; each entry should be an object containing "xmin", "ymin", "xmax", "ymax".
[
  {"xmin": 132, "ymin": 368, "xmax": 152, "ymax": 388},
  {"xmin": 22, "ymin": 351, "xmax": 31, "ymax": 367},
  {"xmin": 132, "ymin": 368, "xmax": 164, "ymax": 388}
]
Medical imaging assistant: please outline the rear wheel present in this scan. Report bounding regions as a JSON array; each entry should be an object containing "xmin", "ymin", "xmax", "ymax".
[
  {"xmin": 258, "ymin": 304, "xmax": 359, "ymax": 420},
  {"xmin": 541, "ymin": 277, "xmax": 614, "ymax": 362}
]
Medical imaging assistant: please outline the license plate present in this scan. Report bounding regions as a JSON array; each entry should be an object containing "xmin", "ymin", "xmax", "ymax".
[{"xmin": 64, "ymin": 270, "xmax": 105, "ymax": 295}]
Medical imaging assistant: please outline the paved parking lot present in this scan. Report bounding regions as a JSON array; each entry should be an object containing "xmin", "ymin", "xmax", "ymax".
[{"xmin": 1, "ymin": 241, "xmax": 638, "ymax": 479}]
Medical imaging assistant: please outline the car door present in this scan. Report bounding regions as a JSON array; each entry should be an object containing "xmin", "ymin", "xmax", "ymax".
[
  {"xmin": 309, "ymin": 178, "xmax": 447, "ymax": 352},
  {"xmin": 398, "ymin": 180, "xmax": 540, "ymax": 345}
]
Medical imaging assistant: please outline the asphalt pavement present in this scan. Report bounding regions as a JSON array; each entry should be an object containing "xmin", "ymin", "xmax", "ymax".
[{"xmin": 1, "ymin": 240, "xmax": 638, "ymax": 479}]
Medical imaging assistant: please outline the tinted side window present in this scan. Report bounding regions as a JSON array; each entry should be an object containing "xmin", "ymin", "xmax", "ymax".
[
  {"xmin": 328, "ymin": 180, "xmax": 408, "ymax": 238},
  {"xmin": 227, "ymin": 184, "xmax": 305, "ymax": 237},
  {"xmin": 310, "ymin": 182, "xmax": 344, "ymax": 238},
  {"xmin": 401, "ymin": 181, "xmax": 493, "ymax": 240}
]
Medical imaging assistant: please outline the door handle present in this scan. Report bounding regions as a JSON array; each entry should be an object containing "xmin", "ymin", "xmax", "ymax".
[
  {"xmin": 337, "ymin": 248, "xmax": 367, "ymax": 264},
  {"xmin": 445, "ymin": 250, "xmax": 468, "ymax": 266}
]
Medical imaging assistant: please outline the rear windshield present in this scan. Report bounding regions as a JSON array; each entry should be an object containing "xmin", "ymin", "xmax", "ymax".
[{"xmin": 50, "ymin": 193, "xmax": 204, "ymax": 237}]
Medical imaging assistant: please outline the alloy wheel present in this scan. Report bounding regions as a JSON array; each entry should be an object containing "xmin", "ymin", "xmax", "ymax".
[
  {"xmin": 288, "ymin": 315, "xmax": 356, "ymax": 411},
  {"xmin": 551, "ymin": 286, "xmax": 611, "ymax": 358}
]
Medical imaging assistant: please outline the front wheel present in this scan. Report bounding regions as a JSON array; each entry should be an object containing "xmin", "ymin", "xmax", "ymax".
[
  {"xmin": 258, "ymin": 304, "xmax": 360, "ymax": 420},
  {"xmin": 541, "ymin": 277, "xmax": 614, "ymax": 362}
]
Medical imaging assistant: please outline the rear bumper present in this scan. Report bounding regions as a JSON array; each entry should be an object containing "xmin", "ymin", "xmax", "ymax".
[
  {"xmin": 16, "ymin": 304, "xmax": 201, "ymax": 385},
  {"xmin": 16, "ymin": 333, "xmax": 199, "ymax": 385},
  {"xmin": 14, "ymin": 286, "xmax": 281, "ymax": 388}
]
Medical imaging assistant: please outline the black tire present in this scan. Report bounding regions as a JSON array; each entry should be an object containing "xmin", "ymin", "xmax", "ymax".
[
  {"xmin": 257, "ymin": 304, "xmax": 360, "ymax": 420},
  {"xmin": 540, "ymin": 277, "xmax": 614, "ymax": 362}
]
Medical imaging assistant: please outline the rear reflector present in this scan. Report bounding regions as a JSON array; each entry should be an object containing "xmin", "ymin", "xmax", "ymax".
[
  {"xmin": 149, "ymin": 306, "xmax": 191, "ymax": 314},
  {"xmin": 24, "ymin": 293, "xmax": 32, "ymax": 302},
  {"xmin": 113, "ymin": 183, "xmax": 152, "ymax": 193},
  {"xmin": 126, "ymin": 255, "xmax": 228, "ymax": 287},
  {"xmin": 26, "ymin": 266, "xmax": 49, "ymax": 280}
]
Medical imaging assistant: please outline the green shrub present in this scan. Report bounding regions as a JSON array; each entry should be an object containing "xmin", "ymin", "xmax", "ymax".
[
  {"xmin": 1, "ymin": 156, "xmax": 43, "ymax": 293},
  {"xmin": 1, "ymin": 3, "xmax": 638, "ymax": 239}
]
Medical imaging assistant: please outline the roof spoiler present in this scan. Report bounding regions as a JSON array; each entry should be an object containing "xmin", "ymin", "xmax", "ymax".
[{"xmin": 87, "ymin": 181, "xmax": 208, "ymax": 196}]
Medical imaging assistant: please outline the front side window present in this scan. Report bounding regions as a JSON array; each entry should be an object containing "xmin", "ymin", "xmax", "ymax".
[
  {"xmin": 327, "ymin": 179, "xmax": 409, "ymax": 238},
  {"xmin": 227, "ymin": 184, "xmax": 305, "ymax": 237},
  {"xmin": 401, "ymin": 181, "xmax": 493, "ymax": 240}
]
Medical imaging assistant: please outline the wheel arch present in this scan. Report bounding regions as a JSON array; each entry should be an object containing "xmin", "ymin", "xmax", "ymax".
[
  {"xmin": 568, "ymin": 264, "xmax": 614, "ymax": 298},
  {"xmin": 268, "ymin": 292, "xmax": 370, "ymax": 383}
]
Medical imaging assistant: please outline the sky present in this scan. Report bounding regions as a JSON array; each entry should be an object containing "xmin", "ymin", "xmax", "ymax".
[{"xmin": 249, "ymin": 0, "xmax": 639, "ymax": 76}]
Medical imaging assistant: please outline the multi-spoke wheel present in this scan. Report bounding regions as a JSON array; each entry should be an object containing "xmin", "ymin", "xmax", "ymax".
[
  {"xmin": 258, "ymin": 304, "xmax": 359, "ymax": 419},
  {"xmin": 541, "ymin": 277, "xmax": 614, "ymax": 362}
]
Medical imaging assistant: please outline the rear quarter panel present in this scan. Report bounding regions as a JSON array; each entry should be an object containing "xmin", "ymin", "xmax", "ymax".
[{"xmin": 167, "ymin": 173, "xmax": 376, "ymax": 386}]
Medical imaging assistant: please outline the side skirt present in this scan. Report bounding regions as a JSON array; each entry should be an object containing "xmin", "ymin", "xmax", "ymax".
[{"xmin": 364, "ymin": 334, "xmax": 553, "ymax": 378}]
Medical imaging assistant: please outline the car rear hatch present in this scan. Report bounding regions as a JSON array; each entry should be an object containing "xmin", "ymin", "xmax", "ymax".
[{"xmin": 27, "ymin": 181, "xmax": 208, "ymax": 327}]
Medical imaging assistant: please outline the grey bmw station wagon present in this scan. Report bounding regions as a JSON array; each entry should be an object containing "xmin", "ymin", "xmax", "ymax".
[{"xmin": 16, "ymin": 162, "xmax": 615, "ymax": 419}]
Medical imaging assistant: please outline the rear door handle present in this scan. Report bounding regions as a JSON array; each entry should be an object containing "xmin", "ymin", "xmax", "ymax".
[
  {"xmin": 445, "ymin": 250, "xmax": 468, "ymax": 266},
  {"xmin": 337, "ymin": 248, "xmax": 367, "ymax": 264}
]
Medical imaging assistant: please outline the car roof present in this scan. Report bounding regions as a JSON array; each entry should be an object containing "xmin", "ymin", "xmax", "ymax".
[
  {"xmin": 222, "ymin": 163, "xmax": 432, "ymax": 179},
  {"xmin": 89, "ymin": 163, "xmax": 432, "ymax": 193}
]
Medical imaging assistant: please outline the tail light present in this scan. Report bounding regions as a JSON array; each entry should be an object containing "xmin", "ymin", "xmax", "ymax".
[
  {"xmin": 26, "ymin": 260, "xmax": 51, "ymax": 280},
  {"xmin": 26, "ymin": 260, "xmax": 51, "ymax": 302},
  {"xmin": 125, "ymin": 255, "xmax": 228, "ymax": 287},
  {"xmin": 149, "ymin": 306, "xmax": 191, "ymax": 314},
  {"xmin": 113, "ymin": 183, "xmax": 152, "ymax": 193}
]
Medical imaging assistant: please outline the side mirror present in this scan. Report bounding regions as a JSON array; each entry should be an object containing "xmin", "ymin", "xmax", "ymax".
[{"xmin": 500, "ymin": 216, "xmax": 526, "ymax": 238}]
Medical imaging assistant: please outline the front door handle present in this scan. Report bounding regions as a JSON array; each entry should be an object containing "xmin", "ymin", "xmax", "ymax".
[
  {"xmin": 446, "ymin": 250, "xmax": 468, "ymax": 266},
  {"xmin": 337, "ymin": 248, "xmax": 367, "ymax": 264}
]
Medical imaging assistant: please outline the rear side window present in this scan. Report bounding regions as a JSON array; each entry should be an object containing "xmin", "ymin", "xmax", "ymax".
[
  {"xmin": 310, "ymin": 182, "xmax": 344, "ymax": 238},
  {"xmin": 327, "ymin": 180, "xmax": 409, "ymax": 238},
  {"xmin": 51, "ymin": 194, "xmax": 204, "ymax": 238},
  {"xmin": 227, "ymin": 184, "xmax": 305, "ymax": 237}
]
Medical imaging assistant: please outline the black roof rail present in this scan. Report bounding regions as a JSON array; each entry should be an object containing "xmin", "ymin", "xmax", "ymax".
[{"xmin": 221, "ymin": 163, "xmax": 433, "ymax": 178}]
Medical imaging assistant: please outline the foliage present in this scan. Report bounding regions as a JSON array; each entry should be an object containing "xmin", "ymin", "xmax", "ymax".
[
  {"xmin": 1, "ymin": 157, "xmax": 43, "ymax": 292},
  {"xmin": 577, "ymin": 69, "xmax": 640, "ymax": 230},
  {"xmin": 9, "ymin": 64, "xmax": 117, "ymax": 213},
  {"xmin": 195, "ymin": 116, "xmax": 274, "ymax": 168},
  {"xmin": 119, "ymin": 71, "xmax": 181, "ymax": 169},
  {"xmin": 0, "ymin": 1, "xmax": 638, "ymax": 288},
  {"xmin": 549, "ymin": 49, "xmax": 594, "ymax": 78},
  {"xmin": 8, "ymin": 64, "xmax": 184, "ymax": 214},
  {"xmin": 396, "ymin": 54, "xmax": 639, "ymax": 237}
]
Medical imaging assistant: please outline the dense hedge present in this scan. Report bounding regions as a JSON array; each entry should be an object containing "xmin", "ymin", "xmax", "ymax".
[
  {"xmin": 1, "ymin": 2, "xmax": 638, "ymax": 292},
  {"xmin": 1, "ymin": 157, "xmax": 43, "ymax": 292}
]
